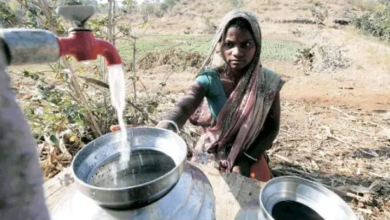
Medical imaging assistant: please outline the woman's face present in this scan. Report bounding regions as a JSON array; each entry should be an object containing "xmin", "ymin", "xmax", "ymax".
[{"xmin": 221, "ymin": 26, "xmax": 256, "ymax": 71}]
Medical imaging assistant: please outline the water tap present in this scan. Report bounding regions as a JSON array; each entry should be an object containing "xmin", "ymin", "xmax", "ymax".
[
  {"xmin": 0, "ymin": 5, "xmax": 121, "ymax": 66},
  {"xmin": 56, "ymin": 6, "xmax": 122, "ymax": 65}
]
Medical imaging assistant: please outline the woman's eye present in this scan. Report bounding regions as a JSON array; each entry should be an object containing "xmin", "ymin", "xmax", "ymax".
[
  {"xmin": 244, "ymin": 42, "xmax": 253, "ymax": 48},
  {"xmin": 225, "ymin": 42, "xmax": 234, "ymax": 48}
]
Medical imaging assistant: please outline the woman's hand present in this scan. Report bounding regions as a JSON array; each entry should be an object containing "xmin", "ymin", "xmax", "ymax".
[
  {"xmin": 232, "ymin": 159, "xmax": 253, "ymax": 177},
  {"xmin": 219, "ymin": 160, "xmax": 230, "ymax": 172},
  {"xmin": 109, "ymin": 124, "xmax": 135, "ymax": 132},
  {"xmin": 156, "ymin": 121, "xmax": 178, "ymax": 133}
]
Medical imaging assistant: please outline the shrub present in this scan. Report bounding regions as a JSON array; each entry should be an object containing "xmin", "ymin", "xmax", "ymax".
[
  {"xmin": 160, "ymin": 3, "xmax": 169, "ymax": 11},
  {"xmin": 311, "ymin": 4, "xmax": 328, "ymax": 26},
  {"xmin": 352, "ymin": 4, "xmax": 390, "ymax": 42},
  {"xmin": 163, "ymin": 0, "xmax": 179, "ymax": 8},
  {"xmin": 204, "ymin": 17, "xmax": 217, "ymax": 34},
  {"xmin": 141, "ymin": 3, "xmax": 156, "ymax": 17},
  {"xmin": 230, "ymin": 0, "xmax": 242, "ymax": 8},
  {"xmin": 0, "ymin": 2, "xmax": 19, "ymax": 27}
]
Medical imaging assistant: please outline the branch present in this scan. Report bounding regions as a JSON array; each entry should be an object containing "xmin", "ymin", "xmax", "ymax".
[
  {"xmin": 79, "ymin": 76, "xmax": 109, "ymax": 89},
  {"xmin": 113, "ymin": 14, "xmax": 127, "ymax": 25},
  {"xmin": 126, "ymin": 99, "xmax": 158, "ymax": 125},
  {"xmin": 62, "ymin": 60, "xmax": 102, "ymax": 137},
  {"xmin": 78, "ymin": 76, "xmax": 157, "ymax": 125}
]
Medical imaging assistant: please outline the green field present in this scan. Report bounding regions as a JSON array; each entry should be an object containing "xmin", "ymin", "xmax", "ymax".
[{"xmin": 116, "ymin": 35, "xmax": 303, "ymax": 63}]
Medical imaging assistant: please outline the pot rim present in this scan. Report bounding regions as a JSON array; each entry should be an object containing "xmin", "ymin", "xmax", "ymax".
[
  {"xmin": 259, "ymin": 175, "xmax": 358, "ymax": 220},
  {"xmin": 71, "ymin": 126, "xmax": 187, "ymax": 192}
]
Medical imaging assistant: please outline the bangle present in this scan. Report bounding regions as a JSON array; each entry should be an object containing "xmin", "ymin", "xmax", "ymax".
[
  {"xmin": 244, "ymin": 152, "xmax": 258, "ymax": 162},
  {"xmin": 156, "ymin": 120, "xmax": 179, "ymax": 133}
]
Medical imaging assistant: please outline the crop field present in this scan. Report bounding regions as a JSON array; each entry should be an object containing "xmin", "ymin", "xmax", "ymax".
[{"xmin": 116, "ymin": 35, "xmax": 303, "ymax": 62}]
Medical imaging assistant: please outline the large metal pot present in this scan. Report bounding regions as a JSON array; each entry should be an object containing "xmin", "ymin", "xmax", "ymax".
[
  {"xmin": 71, "ymin": 127, "xmax": 187, "ymax": 209},
  {"xmin": 51, "ymin": 163, "xmax": 215, "ymax": 220},
  {"xmin": 258, "ymin": 176, "xmax": 358, "ymax": 220}
]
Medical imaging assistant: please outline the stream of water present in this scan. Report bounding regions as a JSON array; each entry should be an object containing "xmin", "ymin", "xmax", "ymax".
[{"xmin": 107, "ymin": 64, "xmax": 130, "ymax": 179}]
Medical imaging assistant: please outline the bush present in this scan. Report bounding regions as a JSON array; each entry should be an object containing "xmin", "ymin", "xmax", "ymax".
[
  {"xmin": 230, "ymin": 0, "xmax": 242, "ymax": 8},
  {"xmin": 163, "ymin": 0, "xmax": 179, "ymax": 8},
  {"xmin": 0, "ymin": 2, "xmax": 19, "ymax": 27},
  {"xmin": 204, "ymin": 17, "xmax": 217, "ymax": 34},
  {"xmin": 311, "ymin": 4, "xmax": 328, "ymax": 26},
  {"xmin": 160, "ymin": 3, "xmax": 169, "ymax": 11},
  {"xmin": 141, "ymin": 3, "xmax": 156, "ymax": 16},
  {"xmin": 352, "ymin": 4, "xmax": 390, "ymax": 42},
  {"xmin": 154, "ymin": 9, "xmax": 165, "ymax": 18}
]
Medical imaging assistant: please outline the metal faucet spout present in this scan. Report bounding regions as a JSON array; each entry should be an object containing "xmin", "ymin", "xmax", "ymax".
[{"xmin": 96, "ymin": 39, "xmax": 122, "ymax": 66}]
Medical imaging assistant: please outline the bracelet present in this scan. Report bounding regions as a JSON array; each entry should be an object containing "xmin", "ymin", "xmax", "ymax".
[
  {"xmin": 156, "ymin": 120, "xmax": 179, "ymax": 133},
  {"xmin": 244, "ymin": 152, "xmax": 258, "ymax": 162}
]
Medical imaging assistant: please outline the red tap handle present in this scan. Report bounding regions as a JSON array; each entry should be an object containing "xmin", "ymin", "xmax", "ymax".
[{"xmin": 58, "ymin": 31, "xmax": 98, "ymax": 61}]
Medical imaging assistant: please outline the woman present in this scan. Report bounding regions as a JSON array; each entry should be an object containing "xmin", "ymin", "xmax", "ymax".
[{"xmin": 112, "ymin": 9, "xmax": 284, "ymax": 182}]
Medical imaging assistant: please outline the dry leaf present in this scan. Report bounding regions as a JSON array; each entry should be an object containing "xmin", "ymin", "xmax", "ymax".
[{"xmin": 69, "ymin": 135, "xmax": 77, "ymax": 142}]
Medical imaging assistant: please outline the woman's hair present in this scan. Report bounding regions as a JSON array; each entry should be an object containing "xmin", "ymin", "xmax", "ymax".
[{"xmin": 222, "ymin": 17, "xmax": 254, "ymax": 41}]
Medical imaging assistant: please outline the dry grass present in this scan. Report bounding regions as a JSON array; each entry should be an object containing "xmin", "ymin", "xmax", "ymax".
[
  {"xmin": 366, "ymin": 47, "xmax": 390, "ymax": 73},
  {"xmin": 38, "ymin": 134, "xmax": 84, "ymax": 181},
  {"xmin": 345, "ymin": 0, "xmax": 384, "ymax": 11},
  {"xmin": 270, "ymin": 101, "xmax": 390, "ymax": 220}
]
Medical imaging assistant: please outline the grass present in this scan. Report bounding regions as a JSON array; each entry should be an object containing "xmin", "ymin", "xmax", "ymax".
[
  {"xmin": 116, "ymin": 35, "xmax": 212, "ymax": 61},
  {"xmin": 261, "ymin": 39, "xmax": 303, "ymax": 61},
  {"xmin": 367, "ymin": 47, "xmax": 390, "ymax": 73},
  {"xmin": 116, "ymin": 35, "xmax": 303, "ymax": 63}
]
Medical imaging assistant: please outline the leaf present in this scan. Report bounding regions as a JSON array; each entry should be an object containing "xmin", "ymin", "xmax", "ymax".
[
  {"xmin": 69, "ymin": 136, "xmax": 77, "ymax": 142},
  {"xmin": 140, "ymin": 20, "xmax": 148, "ymax": 29},
  {"xmin": 46, "ymin": 134, "xmax": 59, "ymax": 146}
]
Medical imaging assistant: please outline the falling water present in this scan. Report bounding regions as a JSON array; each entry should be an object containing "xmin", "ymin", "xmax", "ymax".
[{"xmin": 107, "ymin": 64, "xmax": 130, "ymax": 172}]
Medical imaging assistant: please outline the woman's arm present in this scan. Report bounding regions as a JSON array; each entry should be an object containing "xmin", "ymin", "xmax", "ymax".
[
  {"xmin": 245, "ymin": 92, "xmax": 281, "ymax": 160},
  {"xmin": 158, "ymin": 82, "xmax": 206, "ymax": 132},
  {"xmin": 233, "ymin": 92, "xmax": 281, "ymax": 176},
  {"xmin": 231, "ymin": 92, "xmax": 281, "ymax": 176}
]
